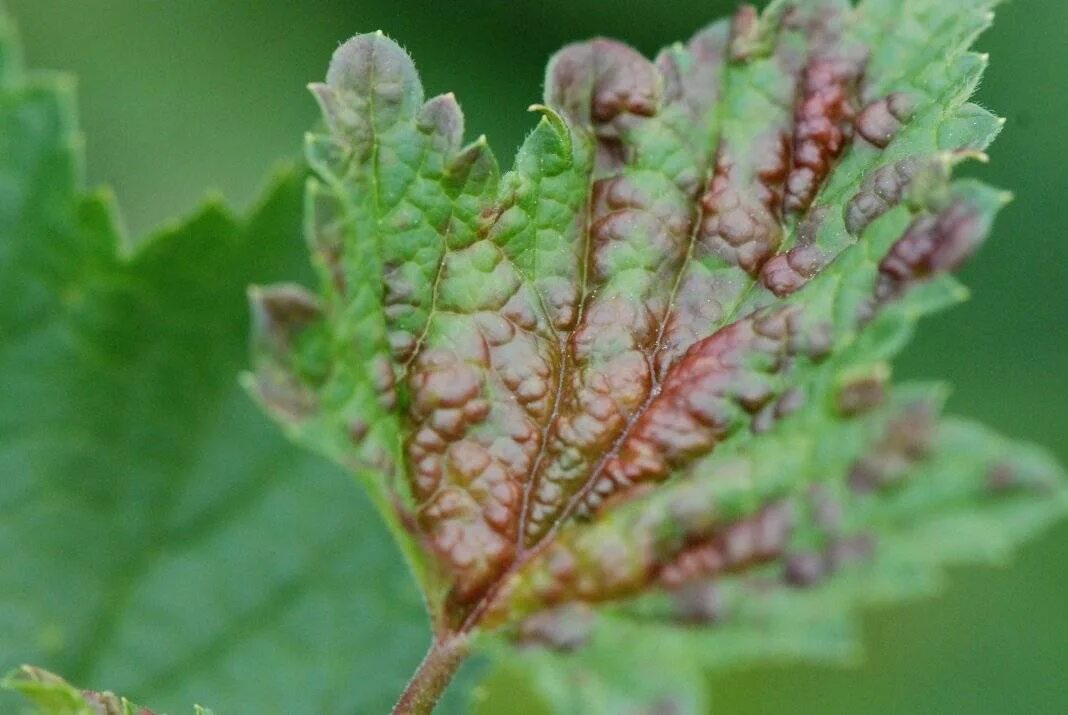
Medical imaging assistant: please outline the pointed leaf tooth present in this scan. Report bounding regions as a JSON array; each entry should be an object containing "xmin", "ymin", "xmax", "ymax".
[
  {"xmin": 526, "ymin": 103, "xmax": 573, "ymax": 157},
  {"xmin": 417, "ymin": 91, "xmax": 465, "ymax": 157},
  {"xmin": 937, "ymin": 100, "xmax": 1005, "ymax": 152},
  {"xmin": 246, "ymin": 283, "xmax": 324, "ymax": 424},
  {"xmin": 728, "ymin": 4, "xmax": 764, "ymax": 63},
  {"xmin": 442, "ymin": 136, "xmax": 500, "ymax": 249},
  {"xmin": 324, "ymin": 31, "xmax": 423, "ymax": 145},
  {"xmin": 304, "ymin": 178, "xmax": 348, "ymax": 296},
  {"xmin": 248, "ymin": 282, "xmax": 322, "ymax": 357},
  {"xmin": 303, "ymin": 131, "xmax": 351, "ymax": 183},
  {"xmin": 307, "ymin": 81, "xmax": 346, "ymax": 137},
  {"xmin": 446, "ymin": 135, "xmax": 499, "ymax": 198}
]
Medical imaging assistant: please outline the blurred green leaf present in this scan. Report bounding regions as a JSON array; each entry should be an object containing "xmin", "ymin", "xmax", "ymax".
[
  {"xmin": 2, "ymin": 665, "xmax": 215, "ymax": 715},
  {"xmin": 0, "ymin": 11, "xmax": 440, "ymax": 714}
]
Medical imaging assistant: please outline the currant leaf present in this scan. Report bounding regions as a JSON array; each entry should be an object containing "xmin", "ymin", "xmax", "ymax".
[{"xmin": 249, "ymin": 0, "xmax": 1065, "ymax": 711}]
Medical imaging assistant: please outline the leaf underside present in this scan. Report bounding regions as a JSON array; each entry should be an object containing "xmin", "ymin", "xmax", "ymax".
[{"xmin": 245, "ymin": 0, "xmax": 1066, "ymax": 710}]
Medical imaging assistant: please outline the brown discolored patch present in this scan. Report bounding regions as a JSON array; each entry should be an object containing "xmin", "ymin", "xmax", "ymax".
[
  {"xmin": 784, "ymin": 52, "xmax": 866, "ymax": 214},
  {"xmin": 845, "ymin": 156, "xmax": 923, "ymax": 236},
  {"xmin": 874, "ymin": 199, "xmax": 989, "ymax": 305},
  {"xmin": 783, "ymin": 532, "xmax": 875, "ymax": 588},
  {"xmin": 516, "ymin": 603, "xmax": 596, "ymax": 651},
  {"xmin": 658, "ymin": 501, "xmax": 794, "ymax": 588},
  {"xmin": 836, "ymin": 375, "xmax": 888, "ymax": 416},
  {"xmin": 523, "ymin": 296, "xmax": 658, "ymax": 541},
  {"xmin": 407, "ymin": 325, "xmax": 543, "ymax": 600},
  {"xmin": 849, "ymin": 403, "xmax": 937, "ymax": 494},
  {"xmin": 987, "ymin": 462, "xmax": 1019, "ymax": 493},
  {"xmin": 783, "ymin": 550, "xmax": 826, "ymax": 587},
  {"xmin": 515, "ymin": 31, "xmax": 734, "ymax": 549},
  {"xmin": 502, "ymin": 500, "xmax": 795, "ymax": 613},
  {"xmin": 759, "ymin": 243, "xmax": 826, "ymax": 297},
  {"xmin": 585, "ymin": 305, "xmax": 833, "ymax": 510},
  {"xmin": 855, "ymin": 92, "xmax": 916, "ymax": 149},
  {"xmin": 547, "ymin": 38, "xmax": 660, "ymax": 170},
  {"xmin": 249, "ymin": 284, "xmax": 322, "ymax": 350},
  {"xmin": 759, "ymin": 206, "xmax": 830, "ymax": 297},
  {"xmin": 272, "ymin": 11, "xmax": 1029, "ymax": 646},
  {"xmin": 698, "ymin": 134, "xmax": 791, "ymax": 275},
  {"xmin": 519, "ymin": 175, "xmax": 697, "ymax": 543},
  {"xmin": 672, "ymin": 581, "xmax": 727, "ymax": 624}
]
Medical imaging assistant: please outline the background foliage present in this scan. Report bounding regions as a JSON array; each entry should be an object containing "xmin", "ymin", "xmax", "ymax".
[{"xmin": 4, "ymin": 0, "xmax": 1066, "ymax": 712}]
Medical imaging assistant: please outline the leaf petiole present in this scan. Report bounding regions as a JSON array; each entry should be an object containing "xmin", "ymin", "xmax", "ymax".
[{"xmin": 391, "ymin": 634, "xmax": 471, "ymax": 715}]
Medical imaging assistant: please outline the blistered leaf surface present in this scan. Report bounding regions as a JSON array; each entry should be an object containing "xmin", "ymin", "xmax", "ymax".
[
  {"xmin": 250, "ymin": 6, "xmax": 1066, "ymax": 710},
  {"xmin": 0, "ymin": 0, "xmax": 1062, "ymax": 712}
]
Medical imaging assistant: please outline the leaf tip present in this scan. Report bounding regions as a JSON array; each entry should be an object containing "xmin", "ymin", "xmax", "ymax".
[{"xmin": 527, "ymin": 102, "xmax": 571, "ymax": 150}]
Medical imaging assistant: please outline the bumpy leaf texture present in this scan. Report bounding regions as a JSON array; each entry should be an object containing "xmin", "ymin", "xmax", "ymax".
[
  {"xmin": 249, "ymin": 0, "xmax": 1067, "ymax": 708},
  {"xmin": 2, "ymin": 666, "xmax": 214, "ymax": 715}
]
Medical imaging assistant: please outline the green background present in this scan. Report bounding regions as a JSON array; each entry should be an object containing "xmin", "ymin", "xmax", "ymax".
[{"xmin": 6, "ymin": 0, "xmax": 1066, "ymax": 712}]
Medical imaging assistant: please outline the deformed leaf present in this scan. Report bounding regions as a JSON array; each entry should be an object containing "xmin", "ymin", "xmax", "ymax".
[
  {"xmin": 1, "ymin": 0, "xmax": 1059, "ymax": 711},
  {"xmin": 249, "ymin": 0, "xmax": 1066, "ymax": 710},
  {"xmin": 477, "ymin": 381, "xmax": 1065, "ymax": 713}
]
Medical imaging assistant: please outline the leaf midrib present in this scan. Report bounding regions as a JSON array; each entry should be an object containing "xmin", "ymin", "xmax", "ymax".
[{"xmin": 461, "ymin": 42, "xmax": 739, "ymax": 633}]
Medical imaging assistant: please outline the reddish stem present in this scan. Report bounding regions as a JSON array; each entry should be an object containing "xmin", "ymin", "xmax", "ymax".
[{"xmin": 391, "ymin": 634, "xmax": 470, "ymax": 715}]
